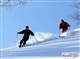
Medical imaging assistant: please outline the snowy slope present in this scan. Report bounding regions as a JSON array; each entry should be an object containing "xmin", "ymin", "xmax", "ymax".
[
  {"xmin": 60, "ymin": 28, "xmax": 80, "ymax": 37},
  {"xmin": 0, "ymin": 28, "xmax": 80, "ymax": 59}
]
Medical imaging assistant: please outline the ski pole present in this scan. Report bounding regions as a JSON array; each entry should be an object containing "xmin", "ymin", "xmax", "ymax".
[
  {"xmin": 59, "ymin": 29, "xmax": 61, "ymax": 37},
  {"xmin": 14, "ymin": 34, "xmax": 18, "ymax": 42},
  {"xmin": 34, "ymin": 36, "xmax": 38, "ymax": 43},
  {"xmin": 67, "ymin": 27, "xmax": 70, "ymax": 36}
]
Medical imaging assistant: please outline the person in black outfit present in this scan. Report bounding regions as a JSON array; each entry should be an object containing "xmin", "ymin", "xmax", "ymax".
[{"xmin": 17, "ymin": 26, "xmax": 35, "ymax": 47}]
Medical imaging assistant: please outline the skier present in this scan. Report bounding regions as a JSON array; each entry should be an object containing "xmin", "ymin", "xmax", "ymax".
[
  {"xmin": 17, "ymin": 26, "xmax": 35, "ymax": 47},
  {"xmin": 59, "ymin": 19, "xmax": 70, "ymax": 33}
]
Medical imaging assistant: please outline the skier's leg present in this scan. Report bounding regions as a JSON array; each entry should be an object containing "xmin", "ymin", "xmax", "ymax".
[
  {"xmin": 23, "ymin": 41, "xmax": 26, "ymax": 46},
  {"xmin": 63, "ymin": 28, "xmax": 68, "ymax": 33},
  {"xmin": 19, "ymin": 37, "xmax": 24, "ymax": 47},
  {"xmin": 23, "ymin": 38, "xmax": 28, "ymax": 46},
  {"xmin": 62, "ymin": 29, "xmax": 66, "ymax": 33},
  {"xmin": 62, "ymin": 29, "xmax": 64, "ymax": 33},
  {"xmin": 19, "ymin": 39, "xmax": 23, "ymax": 47}
]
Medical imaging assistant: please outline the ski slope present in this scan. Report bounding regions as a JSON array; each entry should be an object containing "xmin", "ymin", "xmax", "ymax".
[{"xmin": 0, "ymin": 28, "xmax": 80, "ymax": 59}]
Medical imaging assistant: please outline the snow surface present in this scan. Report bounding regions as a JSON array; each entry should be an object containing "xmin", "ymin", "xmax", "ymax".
[
  {"xmin": 0, "ymin": 28, "xmax": 80, "ymax": 59},
  {"xmin": 60, "ymin": 28, "xmax": 80, "ymax": 37}
]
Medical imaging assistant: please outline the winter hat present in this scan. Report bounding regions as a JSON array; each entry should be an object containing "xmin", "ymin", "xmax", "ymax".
[
  {"xmin": 26, "ymin": 26, "xmax": 29, "ymax": 28},
  {"xmin": 61, "ymin": 19, "xmax": 64, "ymax": 22}
]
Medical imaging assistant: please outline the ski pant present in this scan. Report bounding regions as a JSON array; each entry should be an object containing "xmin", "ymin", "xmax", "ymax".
[
  {"xmin": 20, "ymin": 36, "xmax": 29, "ymax": 46},
  {"xmin": 62, "ymin": 28, "xmax": 68, "ymax": 33}
]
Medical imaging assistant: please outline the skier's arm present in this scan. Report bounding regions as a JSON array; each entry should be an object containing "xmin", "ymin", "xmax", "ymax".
[
  {"xmin": 66, "ymin": 22, "xmax": 70, "ymax": 27},
  {"xmin": 17, "ymin": 30, "xmax": 25, "ymax": 34},
  {"xmin": 30, "ymin": 30, "xmax": 35, "ymax": 36}
]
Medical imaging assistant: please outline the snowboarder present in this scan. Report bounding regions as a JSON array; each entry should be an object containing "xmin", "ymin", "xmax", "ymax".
[
  {"xmin": 17, "ymin": 26, "xmax": 35, "ymax": 47},
  {"xmin": 59, "ymin": 19, "xmax": 70, "ymax": 33}
]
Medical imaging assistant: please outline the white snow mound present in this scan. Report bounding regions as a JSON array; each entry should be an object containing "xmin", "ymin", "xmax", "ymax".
[
  {"xmin": 26, "ymin": 32, "xmax": 55, "ymax": 44},
  {"xmin": 60, "ymin": 28, "xmax": 80, "ymax": 37}
]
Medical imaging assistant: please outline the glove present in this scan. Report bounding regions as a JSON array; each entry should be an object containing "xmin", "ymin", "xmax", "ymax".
[
  {"xmin": 17, "ymin": 32, "xmax": 19, "ymax": 34},
  {"xmin": 33, "ymin": 34, "xmax": 35, "ymax": 36}
]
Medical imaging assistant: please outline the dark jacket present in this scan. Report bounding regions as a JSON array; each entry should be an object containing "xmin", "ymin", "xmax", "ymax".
[
  {"xmin": 59, "ymin": 22, "xmax": 70, "ymax": 29},
  {"xmin": 18, "ymin": 29, "xmax": 34, "ymax": 38}
]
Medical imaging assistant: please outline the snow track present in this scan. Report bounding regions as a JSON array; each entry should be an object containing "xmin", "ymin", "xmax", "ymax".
[{"xmin": 0, "ymin": 36, "xmax": 80, "ymax": 58}]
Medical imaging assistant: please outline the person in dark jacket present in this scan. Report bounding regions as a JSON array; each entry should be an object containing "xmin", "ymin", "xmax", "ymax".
[
  {"xmin": 59, "ymin": 19, "xmax": 70, "ymax": 33},
  {"xmin": 17, "ymin": 26, "xmax": 35, "ymax": 47}
]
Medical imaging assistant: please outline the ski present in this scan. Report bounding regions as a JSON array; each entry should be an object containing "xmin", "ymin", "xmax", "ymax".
[{"xmin": 59, "ymin": 36, "xmax": 65, "ymax": 38}]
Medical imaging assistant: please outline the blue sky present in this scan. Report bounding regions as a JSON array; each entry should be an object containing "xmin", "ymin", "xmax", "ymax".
[{"xmin": 0, "ymin": 0, "xmax": 79, "ymax": 48}]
